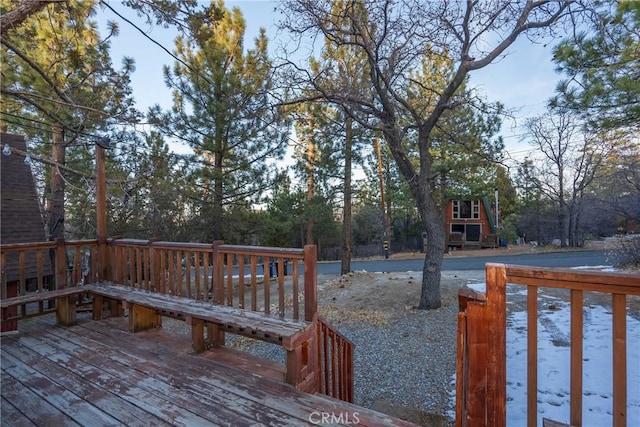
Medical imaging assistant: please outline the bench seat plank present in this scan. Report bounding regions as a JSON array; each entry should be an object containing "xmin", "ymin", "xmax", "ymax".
[
  {"xmin": 85, "ymin": 282, "xmax": 317, "ymax": 391},
  {"xmin": 0, "ymin": 287, "xmax": 86, "ymax": 308},
  {"xmin": 86, "ymin": 282, "xmax": 313, "ymax": 350}
]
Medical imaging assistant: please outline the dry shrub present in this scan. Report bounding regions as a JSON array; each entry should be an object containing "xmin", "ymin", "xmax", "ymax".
[{"xmin": 609, "ymin": 235, "xmax": 640, "ymax": 269}]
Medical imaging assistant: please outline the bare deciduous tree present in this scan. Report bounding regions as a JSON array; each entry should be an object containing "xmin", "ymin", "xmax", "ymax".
[
  {"xmin": 524, "ymin": 109, "xmax": 613, "ymax": 247},
  {"xmin": 277, "ymin": 0, "xmax": 581, "ymax": 308}
]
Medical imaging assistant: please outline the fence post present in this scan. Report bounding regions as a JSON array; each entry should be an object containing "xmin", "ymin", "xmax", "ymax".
[
  {"xmin": 304, "ymin": 244, "xmax": 317, "ymax": 322},
  {"xmin": 212, "ymin": 240, "xmax": 224, "ymax": 305},
  {"xmin": 456, "ymin": 287, "xmax": 487, "ymax": 427},
  {"xmin": 485, "ymin": 263, "xmax": 507, "ymax": 426},
  {"xmin": 55, "ymin": 238, "xmax": 67, "ymax": 289}
]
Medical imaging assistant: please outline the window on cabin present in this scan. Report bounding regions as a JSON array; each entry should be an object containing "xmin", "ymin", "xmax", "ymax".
[
  {"xmin": 452, "ymin": 200, "xmax": 480, "ymax": 219},
  {"xmin": 451, "ymin": 224, "xmax": 465, "ymax": 233}
]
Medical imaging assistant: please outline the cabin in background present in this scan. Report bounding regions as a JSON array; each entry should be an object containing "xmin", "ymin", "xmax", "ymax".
[{"xmin": 445, "ymin": 197, "xmax": 498, "ymax": 250}]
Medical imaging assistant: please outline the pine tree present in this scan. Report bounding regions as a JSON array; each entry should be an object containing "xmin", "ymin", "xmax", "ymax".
[
  {"xmin": 1, "ymin": 0, "xmax": 137, "ymax": 240},
  {"xmin": 148, "ymin": 1, "xmax": 288, "ymax": 241},
  {"xmin": 552, "ymin": 1, "xmax": 640, "ymax": 130}
]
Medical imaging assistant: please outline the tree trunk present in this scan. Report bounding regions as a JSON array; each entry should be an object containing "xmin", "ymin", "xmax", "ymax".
[
  {"xmin": 558, "ymin": 202, "xmax": 568, "ymax": 248},
  {"xmin": 48, "ymin": 125, "xmax": 65, "ymax": 241},
  {"xmin": 418, "ymin": 172, "xmax": 444, "ymax": 309},
  {"xmin": 213, "ymin": 151, "xmax": 224, "ymax": 241},
  {"xmin": 341, "ymin": 115, "xmax": 353, "ymax": 275},
  {"xmin": 419, "ymin": 128, "xmax": 445, "ymax": 309},
  {"xmin": 375, "ymin": 138, "xmax": 389, "ymax": 258}
]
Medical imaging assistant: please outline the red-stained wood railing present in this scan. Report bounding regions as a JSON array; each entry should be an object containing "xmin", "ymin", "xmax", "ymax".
[
  {"xmin": 316, "ymin": 314, "xmax": 355, "ymax": 403},
  {"xmin": 0, "ymin": 239, "xmax": 98, "ymax": 327},
  {"xmin": 1, "ymin": 238, "xmax": 357, "ymax": 403},
  {"xmin": 456, "ymin": 263, "xmax": 640, "ymax": 427},
  {"xmin": 107, "ymin": 239, "xmax": 318, "ymax": 322}
]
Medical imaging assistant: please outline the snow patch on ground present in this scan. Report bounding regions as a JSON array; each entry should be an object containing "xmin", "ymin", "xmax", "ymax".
[{"xmin": 453, "ymin": 268, "xmax": 639, "ymax": 426}]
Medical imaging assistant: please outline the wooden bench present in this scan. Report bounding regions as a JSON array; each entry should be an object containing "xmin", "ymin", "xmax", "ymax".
[
  {"xmin": 85, "ymin": 282, "xmax": 317, "ymax": 392},
  {"xmin": 448, "ymin": 233, "xmax": 465, "ymax": 250},
  {"xmin": 1, "ymin": 287, "xmax": 88, "ymax": 328},
  {"xmin": 480, "ymin": 233, "xmax": 498, "ymax": 249}
]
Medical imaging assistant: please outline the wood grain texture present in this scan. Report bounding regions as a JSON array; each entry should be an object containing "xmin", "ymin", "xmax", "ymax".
[{"xmin": 1, "ymin": 315, "xmax": 415, "ymax": 426}]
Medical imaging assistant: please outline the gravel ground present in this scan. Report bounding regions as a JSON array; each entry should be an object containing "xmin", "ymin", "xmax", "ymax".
[{"xmin": 222, "ymin": 270, "xmax": 487, "ymax": 427}]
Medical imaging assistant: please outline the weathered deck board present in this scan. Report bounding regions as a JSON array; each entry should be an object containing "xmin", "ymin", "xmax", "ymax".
[
  {"xmin": 2, "ymin": 315, "xmax": 417, "ymax": 426},
  {"xmin": 7, "ymin": 325, "xmax": 280, "ymax": 426},
  {"xmin": 95, "ymin": 316, "xmax": 288, "ymax": 382},
  {"xmin": 47, "ymin": 319, "xmax": 342, "ymax": 424},
  {"xmin": 2, "ymin": 342, "xmax": 171, "ymax": 426},
  {"xmin": 1, "ymin": 353, "xmax": 124, "ymax": 426},
  {"xmin": 0, "ymin": 374, "xmax": 77, "ymax": 427}
]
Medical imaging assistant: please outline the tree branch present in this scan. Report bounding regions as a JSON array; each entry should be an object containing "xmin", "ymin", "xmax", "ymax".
[{"xmin": 0, "ymin": 0, "xmax": 64, "ymax": 36}]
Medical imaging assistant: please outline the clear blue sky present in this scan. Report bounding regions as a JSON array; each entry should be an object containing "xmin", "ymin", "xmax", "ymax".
[{"xmin": 100, "ymin": 0, "xmax": 563, "ymax": 161}]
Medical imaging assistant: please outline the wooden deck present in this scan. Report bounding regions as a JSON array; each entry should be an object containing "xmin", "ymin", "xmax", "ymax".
[{"xmin": 1, "ymin": 314, "xmax": 416, "ymax": 426}]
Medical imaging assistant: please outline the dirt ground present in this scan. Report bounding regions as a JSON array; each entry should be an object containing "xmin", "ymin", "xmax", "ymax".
[
  {"xmin": 316, "ymin": 269, "xmax": 485, "ymax": 323},
  {"xmin": 311, "ymin": 270, "xmax": 486, "ymax": 426}
]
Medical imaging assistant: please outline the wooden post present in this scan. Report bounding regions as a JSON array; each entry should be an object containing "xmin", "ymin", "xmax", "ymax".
[
  {"xmin": 55, "ymin": 295, "xmax": 77, "ymax": 326},
  {"xmin": 128, "ymin": 303, "xmax": 161, "ymax": 332},
  {"xmin": 456, "ymin": 287, "xmax": 487, "ymax": 427},
  {"xmin": 612, "ymin": 293, "xmax": 627, "ymax": 427},
  {"xmin": 1, "ymin": 252, "xmax": 18, "ymax": 332},
  {"xmin": 191, "ymin": 317, "xmax": 205, "ymax": 353},
  {"xmin": 456, "ymin": 265, "xmax": 506, "ymax": 427},
  {"xmin": 96, "ymin": 142, "xmax": 107, "ymax": 281},
  {"xmin": 212, "ymin": 240, "xmax": 224, "ymax": 304},
  {"xmin": 55, "ymin": 238, "xmax": 67, "ymax": 289},
  {"xmin": 485, "ymin": 263, "xmax": 507, "ymax": 426},
  {"xmin": 304, "ymin": 244, "xmax": 317, "ymax": 322}
]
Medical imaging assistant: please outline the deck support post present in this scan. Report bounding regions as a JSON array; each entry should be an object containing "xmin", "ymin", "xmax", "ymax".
[
  {"xmin": 191, "ymin": 317, "xmax": 205, "ymax": 353},
  {"xmin": 285, "ymin": 324, "xmax": 318, "ymax": 393},
  {"xmin": 55, "ymin": 295, "xmax": 77, "ymax": 326},
  {"xmin": 190, "ymin": 319, "xmax": 225, "ymax": 353},
  {"xmin": 128, "ymin": 303, "xmax": 161, "ymax": 332},
  {"xmin": 92, "ymin": 295, "xmax": 124, "ymax": 320},
  {"xmin": 207, "ymin": 322, "xmax": 225, "ymax": 347}
]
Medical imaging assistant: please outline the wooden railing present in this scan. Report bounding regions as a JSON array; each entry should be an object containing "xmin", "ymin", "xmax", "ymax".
[
  {"xmin": 316, "ymin": 314, "xmax": 355, "ymax": 403},
  {"xmin": 107, "ymin": 239, "xmax": 317, "ymax": 322},
  {"xmin": 456, "ymin": 263, "xmax": 640, "ymax": 427},
  {"xmin": 0, "ymin": 239, "xmax": 97, "ymax": 327},
  {"xmin": 1, "ymin": 238, "xmax": 355, "ymax": 402}
]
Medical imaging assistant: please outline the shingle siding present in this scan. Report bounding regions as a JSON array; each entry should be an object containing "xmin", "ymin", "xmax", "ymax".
[{"xmin": 1, "ymin": 133, "xmax": 52, "ymax": 282}]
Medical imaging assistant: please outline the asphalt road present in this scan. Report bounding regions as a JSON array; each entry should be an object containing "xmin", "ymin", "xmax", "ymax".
[{"xmin": 316, "ymin": 250, "xmax": 612, "ymax": 275}]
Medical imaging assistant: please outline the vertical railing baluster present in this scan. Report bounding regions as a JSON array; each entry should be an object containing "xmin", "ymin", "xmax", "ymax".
[
  {"xmin": 36, "ymin": 249, "xmax": 43, "ymax": 292},
  {"xmin": 527, "ymin": 285, "xmax": 538, "ymax": 427},
  {"xmin": 278, "ymin": 256, "xmax": 285, "ymax": 318},
  {"xmin": 570, "ymin": 289, "xmax": 584, "ymax": 426},
  {"xmin": 136, "ymin": 246, "xmax": 143, "ymax": 289},
  {"xmin": 185, "ymin": 250, "xmax": 192, "ymax": 299},
  {"xmin": 202, "ymin": 252, "xmax": 209, "ymax": 301},
  {"xmin": 227, "ymin": 254, "xmax": 233, "ymax": 306},
  {"xmin": 250, "ymin": 255, "xmax": 257, "ymax": 311},
  {"xmin": 264, "ymin": 256, "xmax": 270, "ymax": 315},
  {"xmin": 612, "ymin": 293, "xmax": 627, "ymax": 427},
  {"xmin": 292, "ymin": 260, "xmax": 299, "ymax": 321},
  {"xmin": 238, "ymin": 256, "xmax": 245, "ymax": 309}
]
